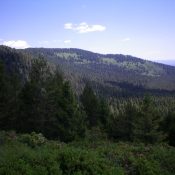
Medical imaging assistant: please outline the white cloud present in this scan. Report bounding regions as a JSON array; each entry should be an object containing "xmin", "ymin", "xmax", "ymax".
[
  {"xmin": 122, "ymin": 38, "xmax": 131, "ymax": 42},
  {"xmin": 3, "ymin": 40, "xmax": 30, "ymax": 49},
  {"xmin": 64, "ymin": 23, "xmax": 73, "ymax": 29},
  {"xmin": 64, "ymin": 22, "xmax": 106, "ymax": 33},
  {"xmin": 64, "ymin": 40, "xmax": 71, "ymax": 44}
]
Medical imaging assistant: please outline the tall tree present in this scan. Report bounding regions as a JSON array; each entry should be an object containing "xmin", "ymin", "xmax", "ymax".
[
  {"xmin": 134, "ymin": 96, "xmax": 165, "ymax": 144},
  {"xmin": 0, "ymin": 60, "xmax": 8, "ymax": 129},
  {"xmin": 0, "ymin": 60, "xmax": 21, "ymax": 130},
  {"xmin": 17, "ymin": 57, "xmax": 51, "ymax": 132},
  {"xmin": 18, "ymin": 57, "xmax": 86, "ymax": 142},
  {"xmin": 163, "ymin": 110, "xmax": 175, "ymax": 146},
  {"xmin": 107, "ymin": 102, "xmax": 138, "ymax": 141},
  {"xmin": 80, "ymin": 84, "xmax": 100, "ymax": 127}
]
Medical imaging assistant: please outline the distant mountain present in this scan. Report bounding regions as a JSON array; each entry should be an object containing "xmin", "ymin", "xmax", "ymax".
[
  {"xmin": 1, "ymin": 45, "xmax": 175, "ymax": 97},
  {"xmin": 24, "ymin": 48, "xmax": 175, "ymax": 97}
]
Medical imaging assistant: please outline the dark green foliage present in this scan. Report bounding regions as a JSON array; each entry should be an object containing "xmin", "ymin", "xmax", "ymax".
[
  {"xmin": 0, "ymin": 132, "xmax": 124, "ymax": 175},
  {"xmin": 57, "ymin": 147, "xmax": 120, "ymax": 175},
  {"xmin": 1, "ymin": 132, "xmax": 175, "ymax": 175},
  {"xmin": 108, "ymin": 96, "xmax": 165, "ymax": 144},
  {"xmin": 18, "ymin": 132, "xmax": 46, "ymax": 148},
  {"xmin": 163, "ymin": 110, "xmax": 175, "ymax": 146},
  {"xmin": 134, "ymin": 96, "xmax": 165, "ymax": 144},
  {"xmin": 0, "ymin": 60, "xmax": 21, "ymax": 130},
  {"xmin": 0, "ymin": 51, "xmax": 86, "ymax": 142},
  {"xmin": 98, "ymin": 98, "xmax": 111, "ymax": 128},
  {"xmin": 17, "ymin": 57, "xmax": 86, "ymax": 142},
  {"xmin": 0, "ymin": 61, "xmax": 8, "ymax": 128},
  {"xmin": 108, "ymin": 102, "xmax": 138, "ymax": 141},
  {"xmin": 17, "ymin": 57, "xmax": 52, "ymax": 133},
  {"xmin": 0, "ymin": 46, "xmax": 174, "ymax": 146},
  {"xmin": 81, "ymin": 84, "xmax": 111, "ymax": 129},
  {"xmin": 80, "ymin": 84, "xmax": 100, "ymax": 127},
  {"xmin": 1, "ymin": 46, "xmax": 175, "ymax": 174}
]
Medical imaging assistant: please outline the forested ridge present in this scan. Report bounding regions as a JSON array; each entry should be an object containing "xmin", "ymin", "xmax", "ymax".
[
  {"xmin": 0, "ymin": 45, "xmax": 175, "ymax": 174},
  {"xmin": 24, "ymin": 47, "xmax": 175, "ymax": 97}
]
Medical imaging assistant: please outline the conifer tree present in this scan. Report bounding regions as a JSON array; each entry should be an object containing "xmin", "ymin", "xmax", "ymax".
[
  {"xmin": 163, "ymin": 110, "xmax": 175, "ymax": 146},
  {"xmin": 0, "ymin": 61, "xmax": 21, "ymax": 130},
  {"xmin": 134, "ymin": 96, "xmax": 164, "ymax": 144},
  {"xmin": 107, "ymin": 102, "xmax": 137, "ymax": 141},
  {"xmin": 17, "ymin": 57, "xmax": 51, "ymax": 132},
  {"xmin": 81, "ymin": 84, "xmax": 100, "ymax": 127},
  {"xmin": 18, "ymin": 57, "xmax": 86, "ymax": 142},
  {"xmin": 0, "ymin": 61, "xmax": 8, "ymax": 129}
]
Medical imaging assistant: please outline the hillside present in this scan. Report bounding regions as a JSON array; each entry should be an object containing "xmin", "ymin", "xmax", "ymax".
[
  {"xmin": 24, "ymin": 48, "xmax": 175, "ymax": 97},
  {"xmin": 1, "ymin": 46, "xmax": 175, "ymax": 174},
  {"xmin": 1, "ymin": 46, "xmax": 175, "ymax": 97}
]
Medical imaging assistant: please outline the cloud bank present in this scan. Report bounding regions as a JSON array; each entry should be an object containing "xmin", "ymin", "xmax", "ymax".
[
  {"xmin": 3, "ymin": 40, "xmax": 30, "ymax": 49},
  {"xmin": 64, "ymin": 22, "xmax": 106, "ymax": 33}
]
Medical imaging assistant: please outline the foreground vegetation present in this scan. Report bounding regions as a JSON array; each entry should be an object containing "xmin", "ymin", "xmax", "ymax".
[{"xmin": 0, "ymin": 131, "xmax": 175, "ymax": 175}]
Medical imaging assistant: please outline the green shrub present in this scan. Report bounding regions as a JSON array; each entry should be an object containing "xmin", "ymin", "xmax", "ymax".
[
  {"xmin": 18, "ymin": 132, "xmax": 46, "ymax": 147},
  {"xmin": 134, "ymin": 158, "xmax": 161, "ymax": 175},
  {"xmin": 0, "ymin": 143, "xmax": 62, "ymax": 175},
  {"xmin": 0, "ymin": 131, "xmax": 174, "ymax": 175},
  {"xmin": 57, "ymin": 147, "xmax": 123, "ymax": 175}
]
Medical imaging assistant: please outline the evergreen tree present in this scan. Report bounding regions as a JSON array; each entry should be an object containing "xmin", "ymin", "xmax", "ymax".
[
  {"xmin": 18, "ymin": 57, "xmax": 86, "ymax": 142},
  {"xmin": 163, "ymin": 110, "xmax": 175, "ymax": 146},
  {"xmin": 0, "ymin": 61, "xmax": 8, "ymax": 129},
  {"xmin": 45, "ymin": 77, "xmax": 86, "ymax": 142},
  {"xmin": 107, "ymin": 102, "xmax": 137, "ymax": 141},
  {"xmin": 81, "ymin": 84, "xmax": 100, "ymax": 127},
  {"xmin": 0, "ymin": 60, "xmax": 21, "ymax": 130},
  {"xmin": 17, "ymin": 57, "xmax": 51, "ymax": 132},
  {"xmin": 134, "ymin": 96, "xmax": 164, "ymax": 144},
  {"xmin": 99, "ymin": 99, "xmax": 110, "ymax": 127}
]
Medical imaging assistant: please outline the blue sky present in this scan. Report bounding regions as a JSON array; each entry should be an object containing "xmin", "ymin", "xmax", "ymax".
[{"xmin": 1, "ymin": 0, "xmax": 175, "ymax": 60}]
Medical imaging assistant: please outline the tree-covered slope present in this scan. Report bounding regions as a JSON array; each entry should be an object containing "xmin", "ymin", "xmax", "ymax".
[
  {"xmin": 1, "ymin": 46, "xmax": 175, "ymax": 97},
  {"xmin": 24, "ymin": 48, "xmax": 175, "ymax": 97}
]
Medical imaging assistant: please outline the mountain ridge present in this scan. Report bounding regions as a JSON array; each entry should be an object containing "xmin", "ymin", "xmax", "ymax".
[{"xmin": 1, "ymin": 45, "xmax": 175, "ymax": 97}]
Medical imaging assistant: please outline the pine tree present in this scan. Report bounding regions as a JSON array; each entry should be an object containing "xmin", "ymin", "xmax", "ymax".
[
  {"xmin": 46, "ymin": 79, "xmax": 86, "ymax": 142},
  {"xmin": 18, "ymin": 57, "xmax": 86, "ymax": 142},
  {"xmin": 0, "ymin": 61, "xmax": 21, "ymax": 130},
  {"xmin": 17, "ymin": 57, "xmax": 51, "ymax": 133},
  {"xmin": 80, "ymin": 84, "xmax": 100, "ymax": 127},
  {"xmin": 98, "ymin": 98, "xmax": 111, "ymax": 129},
  {"xmin": 107, "ymin": 102, "xmax": 137, "ymax": 141},
  {"xmin": 0, "ymin": 61, "xmax": 8, "ymax": 129},
  {"xmin": 163, "ymin": 110, "xmax": 175, "ymax": 146},
  {"xmin": 134, "ymin": 96, "xmax": 165, "ymax": 144}
]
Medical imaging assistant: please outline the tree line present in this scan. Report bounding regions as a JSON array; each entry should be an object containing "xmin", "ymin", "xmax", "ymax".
[{"xmin": 0, "ymin": 57, "xmax": 174, "ymax": 145}]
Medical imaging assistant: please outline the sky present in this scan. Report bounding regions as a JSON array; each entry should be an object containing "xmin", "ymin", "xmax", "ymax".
[{"xmin": 1, "ymin": 0, "xmax": 175, "ymax": 61}]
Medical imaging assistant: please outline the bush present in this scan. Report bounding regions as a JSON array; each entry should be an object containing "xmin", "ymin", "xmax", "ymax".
[
  {"xmin": 134, "ymin": 158, "xmax": 161, "ymax": 175},
  {"xmin": 0, "ymin": 131, "xmax": 174, "ymax": 175},
  {"xmin": 0, "ymin": 143, "xmax": 62, "ymax": 175},
  {"xmin": 18, "ymin": 132, "xmax": 46, "ymax": 147},
  {"xmin": 57, "ymin": 147, "xmax": 123, "ymax": 175}
]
